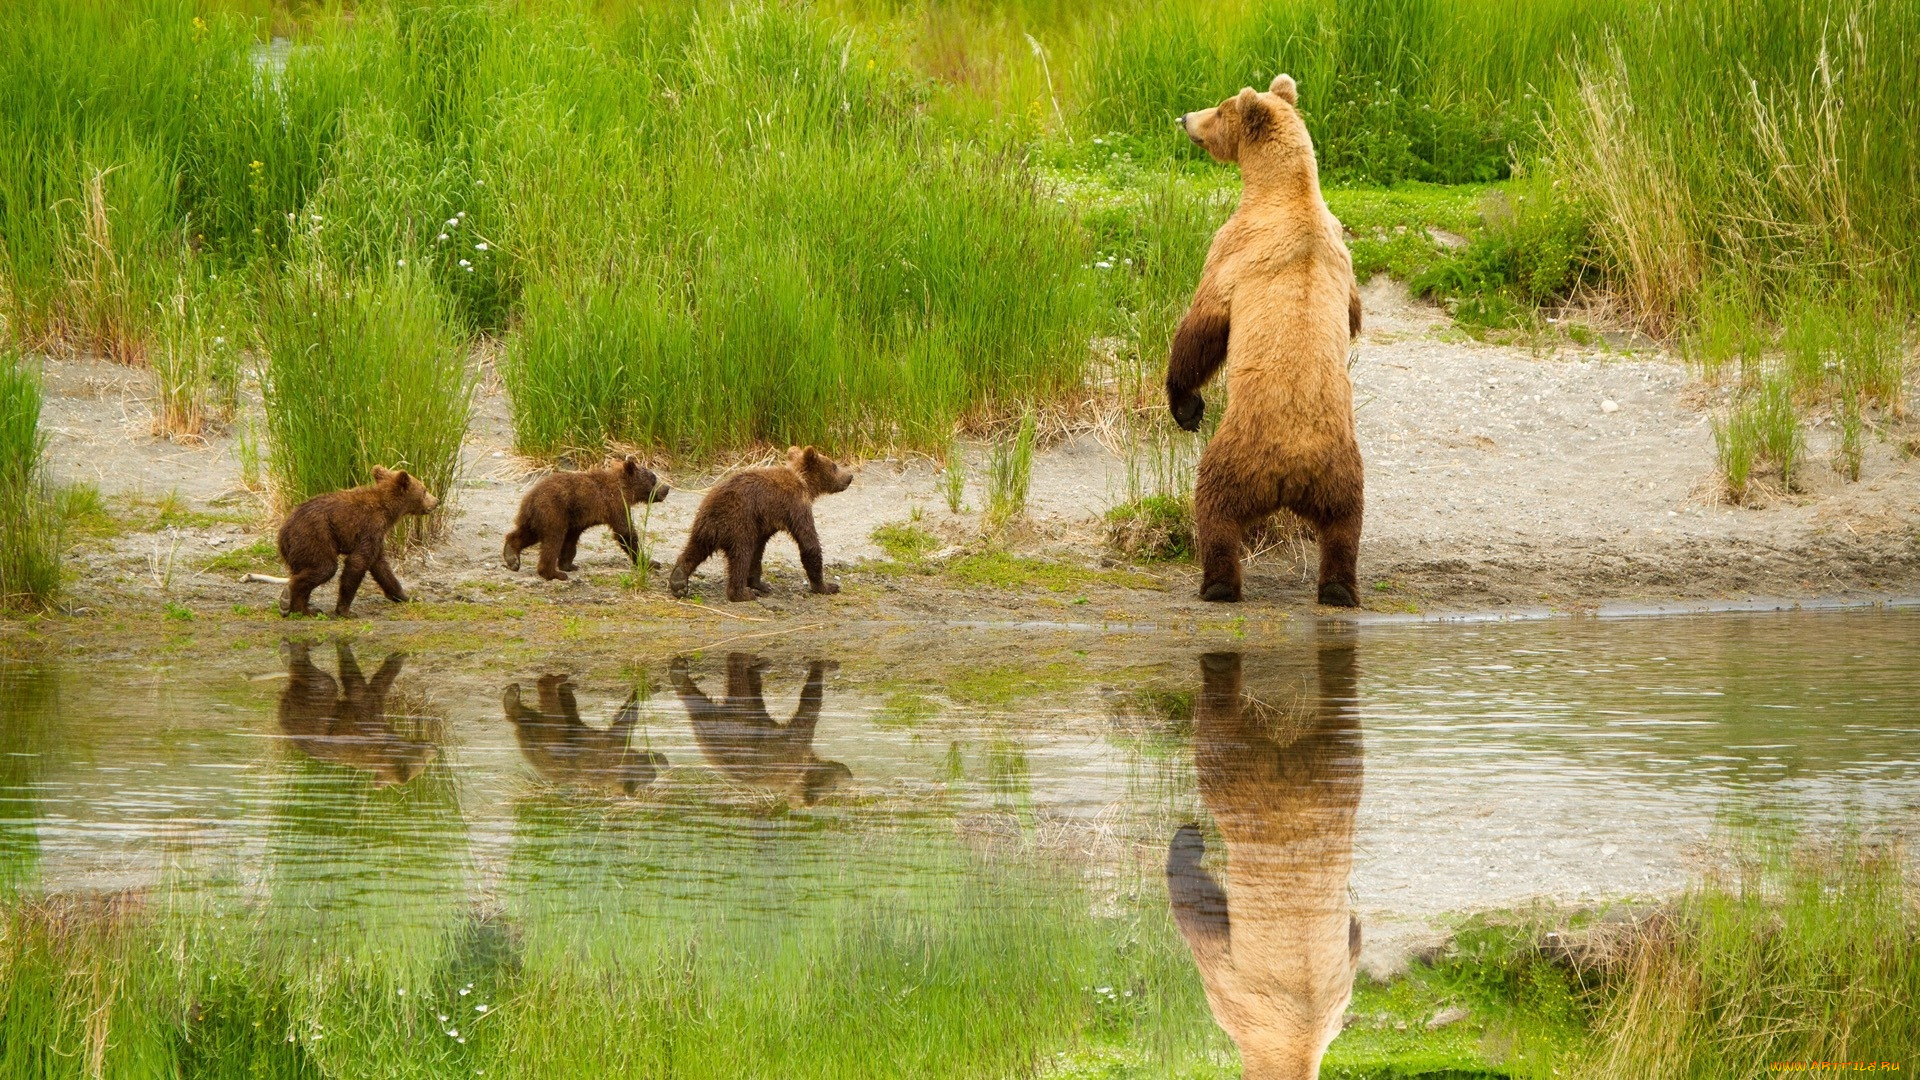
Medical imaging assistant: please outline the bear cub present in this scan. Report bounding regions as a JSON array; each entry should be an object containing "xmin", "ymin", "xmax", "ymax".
[
  {"xmin": 503, "ymin": 457, "xmax": 670, "ymax": 581},
  {"xmin": 670, "ymin": 445, "xmax": 853, "ymax": 602},
  {"xmin": 278, "ymin": 466, "xmax": 438, "ymax": 617}
]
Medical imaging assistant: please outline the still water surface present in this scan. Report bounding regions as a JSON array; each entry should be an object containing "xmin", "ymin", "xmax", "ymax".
[{"xmin": 1, "ymin": 610, "xmax": 1915, "ymax": 1071}]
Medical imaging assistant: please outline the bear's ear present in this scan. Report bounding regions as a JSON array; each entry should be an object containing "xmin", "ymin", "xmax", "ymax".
[
  {"xmin": 623, "ymin": 457, "xmax": 640, "ymax": 476},
  {"xmin": 393, "ymin": 469, "xmax": 414, "ymax": 488},
  {"xmin": 1269, "ymin": 73, "xmax": 1297, "ymax": 104},
  {"xmin": 1236, "ymin": 87, "xmax": 1269, "ymax": 139},
  {"xmin": 372, "ymin": 465, "xmax": 394, "ymax": 483}
]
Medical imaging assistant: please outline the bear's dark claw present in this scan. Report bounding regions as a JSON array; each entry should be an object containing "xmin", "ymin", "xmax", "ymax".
[{"xmin": 1171, "ymin": 392, "xmax": 1205, "ymax": 432}]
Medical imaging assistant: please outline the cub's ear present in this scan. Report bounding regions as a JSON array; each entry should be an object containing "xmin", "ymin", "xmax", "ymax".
[
  {"xmin": 1236, "ymin": 87, "xmax": 1268, "ymax": 138},
  {"xmin": 623, "ymin": 457, "xmax": 641, "ymax": 475},
  {"xmin": 393, "ymin": 469, "xmax": 414, "ymax": 487},
  {"xmin": 1270, "ymin": 73, "xmax": 1298, "ymax": 104},
  {"xmin": 372, "ymin": 465, "xmax": 394, "ymax": 483},
  {"xmin": 800, "ymin": 445, "xmax": 820, "ymax": 462}
]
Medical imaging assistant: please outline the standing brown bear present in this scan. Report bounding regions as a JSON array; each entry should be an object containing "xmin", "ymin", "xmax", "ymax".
[
  {"xmin": 277, "ymin": 466, "xmax": 438, "ymax": 617},
  {"xmin": 669, "ymin": 446, "xmax": 852, "ymax": 602},
  {"xmin": 1168, "ymin": 74, "xmax": 1366, "ymax": 606},
  {"xmin": 502, "ymin": 457, "xmax": 670, "ymax": 581}
]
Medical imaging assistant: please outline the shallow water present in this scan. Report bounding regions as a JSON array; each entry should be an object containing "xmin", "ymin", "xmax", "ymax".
[{"xmin": 2, "ymin": 610, "xmax": 1917, "ymax": 1072}]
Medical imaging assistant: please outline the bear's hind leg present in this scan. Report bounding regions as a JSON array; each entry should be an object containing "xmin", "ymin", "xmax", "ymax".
[
  {"xmin": 722, "ymin": 541, "xmax": 758, "ymax": 602},
  {"xmin": 535, "ymin": 529, "xmax": 569, "ymax": 581},
  {"xmin": 1311, "ymin": 507, "xmax": 1362, "ymax": 608},
  {"xmin": 558, "ymin": 526, "xmax": 586, "ymax": 572},
  {"xmin": 285, "ymin": 561, "xmax": 337, "ymax": 617},
  {"xmin": 670, "ymin": 534, "xmax": 716, "ymax": 598},
  {"xmin": 747, "ymin": 541, "xmax": 772, "ymax": 596},
  {"xmin": 502, "ymin": 526, "xmax": 526, "ymax": 571},
  {"xmin": 1193, "ymin": 497, "xmax": 1247, "ymax": 603}
]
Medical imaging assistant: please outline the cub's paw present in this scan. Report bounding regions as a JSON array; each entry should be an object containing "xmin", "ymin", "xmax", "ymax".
[
  {"xmin": 559, "ymin": 561, "xmax": 578, "ymax": 572},
  {"xmin": 1170, "ymin": 391, "xmax": 1206, "ymax": 432},
  {"xmin": 668, "ymin": 566, "xmax": 691, "ymax": 598},
  {"xmin": 749, "ymin": 579, "xmax": 773, "ymax": 597},
  {"xmin": 813, "ymin": 581, "xmax": 842, "ymax": 596},
  {"xmin": 501, "ymin": 542, "xmax": 521, "ymax": 571},
  {"xmin": 1317, "ymin": 581, "xmax": 1360, "ymax": 608}
]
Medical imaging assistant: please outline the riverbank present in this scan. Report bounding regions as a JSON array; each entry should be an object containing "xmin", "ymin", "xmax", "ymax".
[{"xmin": 22, "ymin": 282, "xmax": 1918, "ymax": 627}]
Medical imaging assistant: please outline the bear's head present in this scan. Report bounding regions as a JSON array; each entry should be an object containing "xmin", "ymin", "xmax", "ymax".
[
  {"xmin": 372, "ymin": 465, "xmax": 439, "ymax": 515},
  {"xmin": 611, "ymin": 456, "xmax": 670, "ymax": 505},
  {"xmin": 787, "ymin": 445, "xmax": 855, "ymax": 496},
  {"xmin": 1177, "ymin": 74, "xmax": 1313, "ymax": 172}
]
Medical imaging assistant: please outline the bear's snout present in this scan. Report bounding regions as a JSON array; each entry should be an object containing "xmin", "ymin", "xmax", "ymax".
[
  {"xmin": 649, "ymin": 480, "xmax": 671, "ymax": 503},
  {"xmin": 420, "ymin": 490, "xmax": 440, "ymax": 512}
]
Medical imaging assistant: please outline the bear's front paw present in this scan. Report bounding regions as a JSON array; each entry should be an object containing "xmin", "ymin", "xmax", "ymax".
[
  {"xmin": 501, "ymin": 545, "xmax": 520, "ymax": 571},
  {"xmin": 387, "ymin": 591, "xmax": 409, "ymax": 604},
  {"xmin": 1170, "ymin": 391, "xmax": 1205, "ymax": 432},
  {"xmin": 668, "ymin": 566, "xmax": 691, "ymax": 598},
  {"xmin": 814, "ymin": 580, "xmax": 841, "ymax": 596},
  {"xmin": 559, "ymin": 561, "xmax": 578, "ymax": 572}
]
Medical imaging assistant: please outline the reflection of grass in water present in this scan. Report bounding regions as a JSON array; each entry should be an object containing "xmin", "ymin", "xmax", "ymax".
[
  {"xmin": 265, "ymin": 750, "xmax": 472, "ymax": 982},
  {"xmin": 0, "ymin": 666, "xmax": 58, "ymax": 895}
]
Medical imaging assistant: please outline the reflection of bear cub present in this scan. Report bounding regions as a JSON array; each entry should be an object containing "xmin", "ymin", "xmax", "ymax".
[
  {"xmin": 277, "ymin": 466, "xmax": 439, "ymax": 617},
  {"xmin": 277, "ymin": 641, "xmax": 437, "ymax": 786},
  {"xmin": 1166, "ymin": 641, "xmax": 1363, "ymax": 1080},
  {"xmin": 502, "ymin": 458, "xmax": 670, "ymax": 581},
  {"xmin": 501, "ymin": 675, "xmax": 666, "ymax": 795},
  {"xmin": 670, "ymin": 654, "xmax": 850, "ymax": 806},
  {"xmin": 1168, "ymin": 74, "xmax": 1365, "ymax": 606},
  {"xmin": 669, "ymin": 446, "xmax": 853, "ymax": 603}
]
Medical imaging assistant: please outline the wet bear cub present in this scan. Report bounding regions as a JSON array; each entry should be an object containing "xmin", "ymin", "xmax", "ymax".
[
  {"xmin": 670, "ymin": 446, "xmax": 853, "ymax": 602},
  {"xmin": 278, "ymin": 466, "xmax": 438, "ymax": 617},
  {"xmin": 503, "ymin": 457, "xmax": 670, "ymax": 581}
]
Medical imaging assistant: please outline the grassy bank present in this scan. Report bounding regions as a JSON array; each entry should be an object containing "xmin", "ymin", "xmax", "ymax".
[{"xmin": 0, "ymin": 0, "xmax": 1913, "ymax": 483}]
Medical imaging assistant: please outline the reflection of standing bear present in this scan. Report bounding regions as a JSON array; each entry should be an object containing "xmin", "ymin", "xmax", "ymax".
[
  {"xmin": 1166, "ymin": 640, "xmax": 1364, "ymax": 1079},
  {"xmin": 502, "ymin": 458, "xmax": 670, "ymax": 581},
  {"xmin": 669, "ymin": 446, "xmax": 853, "ymax": 603},
  {"xmin": 501, "ymin": 675, "xmax": 666, "ymax": 795},
  {"xmin": 669, "ymin": 654, "xmax": 850, "ymax": 806},
  {"xmin": 277, "ymin": 466, "xmax": 439, "ymax": 616},
  {"xmin": 277, "ymin": 641, "xmax": 437, "ymax": 786},
  {"xmin": 1168, "ymin": 74, "xmax": 1365, "ymax": 606}
]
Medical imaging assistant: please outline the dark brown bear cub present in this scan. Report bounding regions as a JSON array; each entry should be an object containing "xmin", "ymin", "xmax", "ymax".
[
  {"xmin": 503, "ymin": 457, "xmax": 669, "ymax": 581},
  {"xmin": 277, "ymin": 466, "xmax": 438, "ymax": 617},
  {"xmin": 670, "ymin": 446, "xmax": 853, "ymax": 602}
]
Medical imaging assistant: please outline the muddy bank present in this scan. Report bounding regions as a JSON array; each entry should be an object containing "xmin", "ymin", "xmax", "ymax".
[{"xmin": 27, "ymin": 282, "xmax": 1920, "ymax": 623}]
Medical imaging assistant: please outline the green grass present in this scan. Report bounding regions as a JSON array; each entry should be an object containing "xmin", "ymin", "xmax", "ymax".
[
  {"xmin": 0, "ymin": 351, "xmax": 61, "ymax": 612},
  {"xmin": 198, "ymin": 537, "xmax": 280, "ymax": 575},
  {"xmin": 985, "ymin": 408, "xmax": 1037, "ymax": 527},
  {"xmin": 871, "ymin": 521, "xmax": 941, "ymax": 562},
  {"xmin": 946, "ymin": 549, "xmax": 1158, "ymax": 594},
  {"xmin": 1104, "ymin": 494, "xmax": 1193, "ymax": 562},
  {"xmin": 259, "ymin": 263, "xmax": 471, "ymax": 534},
  {"xmin": 2, "ymin": 0, "xmax": 1914, "ymax": 470},
  {"xmin": 1575, "ymin": 831, "xmax": 1918, "ymax": 1075}
]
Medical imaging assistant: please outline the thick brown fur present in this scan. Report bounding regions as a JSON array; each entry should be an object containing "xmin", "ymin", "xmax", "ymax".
[
  {"xmin": 503, "ymin": 457, "xmax": 669, "ymax": 581},
  {"xmin": 1170, "ymin": 74, "xmax": 1366, "ymax": 606},
  {"xmin": 502, "ymin": 675, "xmax": 666, "ymax": 795},
  {"xmin": 277, "ymin": 466, "xmax": 438, "ymax": 617},
  {"xmin": 669, "ymin": 446, "xmax": 853, "ymax": 603},
  {"xmin": 1166, "ymin": 634, "xmax": 1364, "ymax": 1080},
  {"xmin": 669, "ymin": 653, "xmax": 850, "ymax": 806},
  {"xmin": 277, "ymin": 641, "xmax": 437, "ymax": 786}
]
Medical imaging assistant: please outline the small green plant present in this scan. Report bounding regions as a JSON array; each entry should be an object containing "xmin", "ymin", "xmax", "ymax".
[
  {"xmin": 150, "ymin": 274, "xmax": 243, "ymax": 440},
  {"xmin": 939, "ymin": 445, "xmax": 967, "ymax": 515},
  {"xmin": 162, "ymin": 601, "xmax": 193, "ymax": 622},
  {"xmin": 985, "ymin": 410, "xmax": 1036, "ymax": 529},
  {"xmin": 622, "ymin": 500, "xmax": 656, "ymax": 590},
  {"xmin": 1714, "ymin": 374, "xmax": 1804, "ymax": 501},
  {"xmin": 871, "ymin": 521, "xmax": 941, "ymax": 563},
  {"xmin": 1835, "ymin": 393, "xmax": 1865, "ymax": 482},
  {"xmin": 1103, "ymin": 494, "xmax": 1193, "ymax": 562}
]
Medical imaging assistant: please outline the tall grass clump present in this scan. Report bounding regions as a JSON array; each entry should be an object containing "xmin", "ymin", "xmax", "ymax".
[
  {"xmin": 1552, "ymin": 0, "xmax": 1920, "ymax": 333},
  {"xmin": 259, "ymin": 263, "xmax": 471, "ymax": 535},
  {"xmin": 0, "ymin": 353, "xmax": 61, "ymax": 612},
  {"xmin": 1577, "ymin": 832, "xmax": 1918, "ymax": 1075}
]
